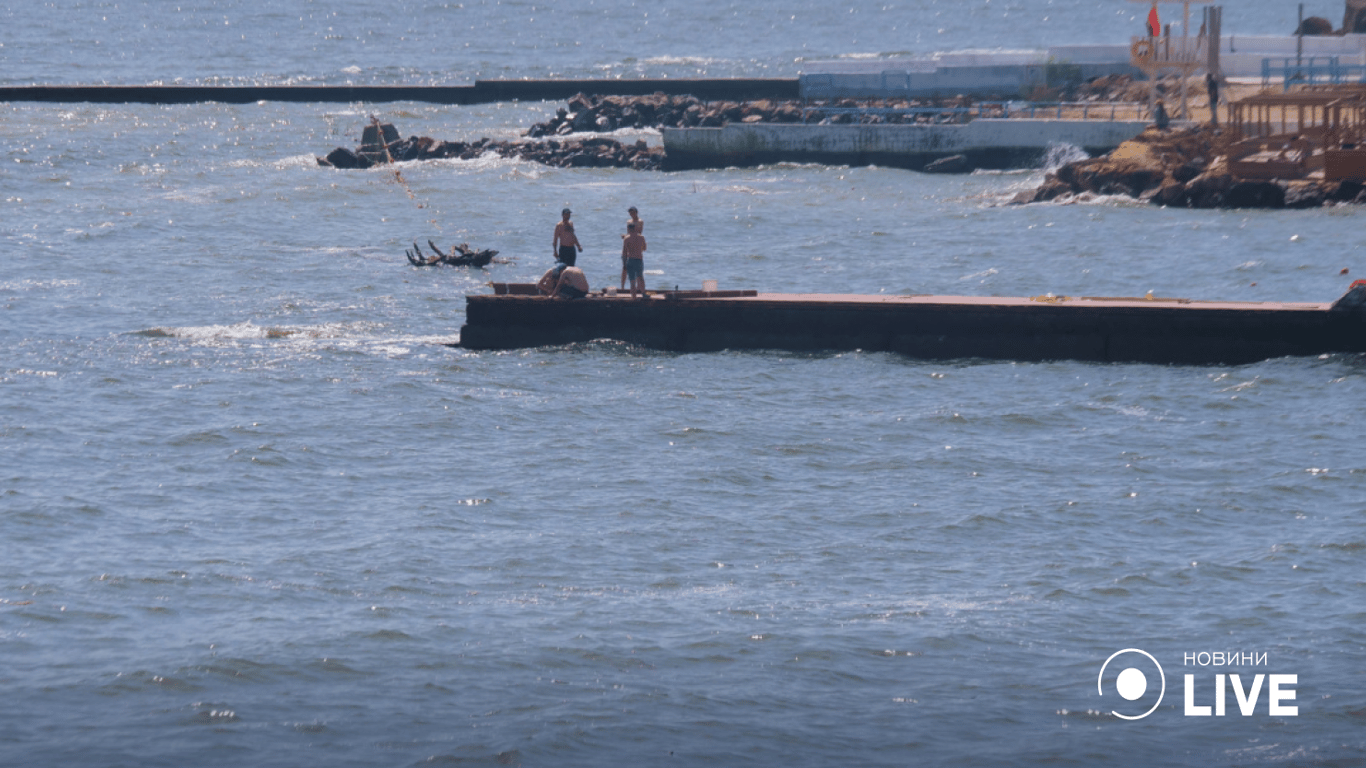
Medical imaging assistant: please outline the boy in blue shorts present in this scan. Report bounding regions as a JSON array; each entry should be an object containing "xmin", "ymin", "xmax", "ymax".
[{"xmin": 621, "ymin": 222, "xmax": 647, "ymax": 298}]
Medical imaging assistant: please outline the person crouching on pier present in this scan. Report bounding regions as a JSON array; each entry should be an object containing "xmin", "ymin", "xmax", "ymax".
[
  {"xmin": 553, "ymin": 207, "xmax": 583, "ymax": 266},
  {"xmin": 538, "ymin": 262, "xmax": 590, "ymax": 299},
  {"xmin": 621, "ymin": 221, "xmax": 647, "ymax": 299}
]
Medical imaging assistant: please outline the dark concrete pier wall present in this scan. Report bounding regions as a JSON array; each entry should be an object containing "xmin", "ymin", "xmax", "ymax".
[
  {"xmin": 0, "ymin": 79, "xmax": 799, "ymax": 105},
  {"xmin": 459, "ymin": 291, "xmax": 1366, "ymax": 365}
]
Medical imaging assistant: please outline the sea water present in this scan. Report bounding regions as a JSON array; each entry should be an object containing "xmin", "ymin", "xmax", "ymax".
[{"xmin": 2, "ymin": 2, "xmax": 1364, "ymax": 766}]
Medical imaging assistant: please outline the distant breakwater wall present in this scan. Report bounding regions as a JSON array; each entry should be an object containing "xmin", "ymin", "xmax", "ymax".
[{"xmin": 0, "ymin": 79, "xmax": 798, "ymax": 105}]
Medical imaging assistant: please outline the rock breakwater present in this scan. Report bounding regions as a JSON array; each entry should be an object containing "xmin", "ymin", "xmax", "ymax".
[
  {"xmin": 318, "ymin": 120, "xmax": 663, "ymax": 171},
  {"xmin": 523, "ymin": 92, "xmax": 995, "ymax": 137}
]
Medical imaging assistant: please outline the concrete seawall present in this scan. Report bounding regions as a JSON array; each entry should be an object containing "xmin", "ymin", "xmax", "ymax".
[
  {"xmin": 459, "ymin": 290, "xmax": 1366, "ymax": 365},
  {"xmin": 0, "ymin": 79, "xmax": 799, "ymax": 105},
  {"xmin": 800, "ymin": 60, "xmax": 1141, "ymax": 99},
  {"xmin": 661, "ymin": 119, "xmax": 1151, "ymax": 171}
]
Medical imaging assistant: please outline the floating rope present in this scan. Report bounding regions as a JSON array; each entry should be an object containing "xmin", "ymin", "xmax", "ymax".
[{"xmin": 371, "ymin": 115, "xmax": 441, "ymax": 232}]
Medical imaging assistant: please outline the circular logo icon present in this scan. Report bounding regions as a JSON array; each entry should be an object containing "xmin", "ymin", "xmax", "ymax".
[{"xmin": 1097, "ymin": 648, "xmax": 1165, "ymax": 720}]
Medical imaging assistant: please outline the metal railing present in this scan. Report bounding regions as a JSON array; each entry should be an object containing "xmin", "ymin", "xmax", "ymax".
[
  {"xmin": 1262, "ymin": 56, "xmax": 1366, "ymax": 91},
  {"xmin": 1005, "ymin": 101, "xmax": 1146, "ymax": 120}
]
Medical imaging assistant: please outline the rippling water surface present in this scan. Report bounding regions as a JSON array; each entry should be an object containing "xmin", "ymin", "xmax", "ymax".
[
  {"xmin": 3, "ymin": 0, "xmax": 1350, "ymax": 84},
  {"xmin": 3, "ymin": 2, "xmax": 1366, "ymax": 767}
]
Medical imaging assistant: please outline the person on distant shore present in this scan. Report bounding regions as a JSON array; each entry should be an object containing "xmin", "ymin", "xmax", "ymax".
[
  {"xmin": 1205, "ymin": 73, "xmax": 1221, "ymax": 127},
  {"xmin": 621, "ymin": 221, "xmax": 647, "ymax": 299},
  {"xmin": 620, "ymin": 206, "xmax": 643, "ymax": 289},
  {"xmin": 552, "ymin": 207, "xmax": 582, "ymax": 267},
  {"xmin": 537, "ymin": 262, "xmax": 590, "ymax": 299},
  {"xmin": 1153, "ymin": 99, "xmax": 1170, "ymax": 130}
]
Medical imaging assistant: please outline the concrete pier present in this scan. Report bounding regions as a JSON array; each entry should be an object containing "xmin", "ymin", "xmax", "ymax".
[
  {"xmin": 458, "ymin": 287, "xmax": 1366, "ymax": 365},
  {"xmin": 0, "ymin": 79, "xmax": 799, "ymax": 105},
  {"xmin": 661, "ymin": 119, "xmax": 1151, "ymax": 171}
]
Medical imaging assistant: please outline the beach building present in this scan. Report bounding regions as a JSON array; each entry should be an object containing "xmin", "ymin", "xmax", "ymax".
[{"xmin": 797, "ymin": 3, "xmax": 1366, "ymax": 101}]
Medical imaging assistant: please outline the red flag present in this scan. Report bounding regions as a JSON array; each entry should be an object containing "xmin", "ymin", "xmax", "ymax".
[{"xmin": 1147, "ymin": 4, "xmax": 1161, "ymax": 36}]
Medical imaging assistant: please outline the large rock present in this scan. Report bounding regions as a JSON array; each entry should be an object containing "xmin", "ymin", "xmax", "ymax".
[
  {"xmin": 1017, "ymin": 174, "xmax": 1076, "ymax": 203},
  {"xmin": 1150, "ymin": 179, "xmax": 1190, "ymax": 207},
  {"xmin": 1283, "ymin": 180, "xmax": 1326, "ymax": 209},
  {"xmin": 321, "ymin": 147, "xmax": 362, "ymax": 169},
  {"xmin": 1327, "ymin": 180, "xmax": 1366, "ymax": 202},
  {"xmin": 1224, "ymin": 180, "xmax": 1286, "ymax": 208},
  {"xmin": 1182, "ymin": 169, "xmax": 1234, "ymax": 208}
]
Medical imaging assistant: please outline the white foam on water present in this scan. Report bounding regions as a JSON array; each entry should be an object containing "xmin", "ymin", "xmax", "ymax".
[{"xmin": 1041, "ymin": 142, "xmax": 1090, "ymax": 172}]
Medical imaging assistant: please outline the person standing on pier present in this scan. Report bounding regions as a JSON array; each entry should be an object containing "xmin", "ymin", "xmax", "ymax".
[
  {"xmin": 553, "ymin": 207, "xmax": 583, "ymax": 267},
  {"xmin": 620, "ymin": 206, "xmax": 643, "ymax": 289},
  {"xmin": 1205, "ymin": 73, "xmax": 1221, "ymax": 128},
  {"xmin": 622, "ymin": 221, "xmax": 647, "ymax": 299}
]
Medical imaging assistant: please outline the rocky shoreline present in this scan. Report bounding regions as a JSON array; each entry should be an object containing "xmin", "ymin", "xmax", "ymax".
[{"xmin": 1013, "ymin": 124, "xmax": 1366, "ymax": 209}]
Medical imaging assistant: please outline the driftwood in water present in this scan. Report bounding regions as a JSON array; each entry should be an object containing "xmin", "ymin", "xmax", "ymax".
[{"xmin": 406, "ymin": 240, "xmax": 501, "ymax": 268}]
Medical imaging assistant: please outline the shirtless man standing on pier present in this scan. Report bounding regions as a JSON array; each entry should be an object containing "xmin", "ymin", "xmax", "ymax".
[
  {"xmin": 621, "ymin": 221, "xmax": 647, "ymax": 299},
  {"xmin": 553, "ymin": 208, "xmax": 583, "ymax": 267},
  {"xmin": 620, "ymin": 206, "xmax": 643, "ymax": 289}
]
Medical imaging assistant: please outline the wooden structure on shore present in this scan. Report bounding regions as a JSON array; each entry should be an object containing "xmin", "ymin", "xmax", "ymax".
[
  {"xmin": 1228, "ymin": 87, "xmax": 1366, "ymax": 180},
  {"xmin": 1127, "ymin": 0, "xmax": 1209, "ymax": 120}
]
